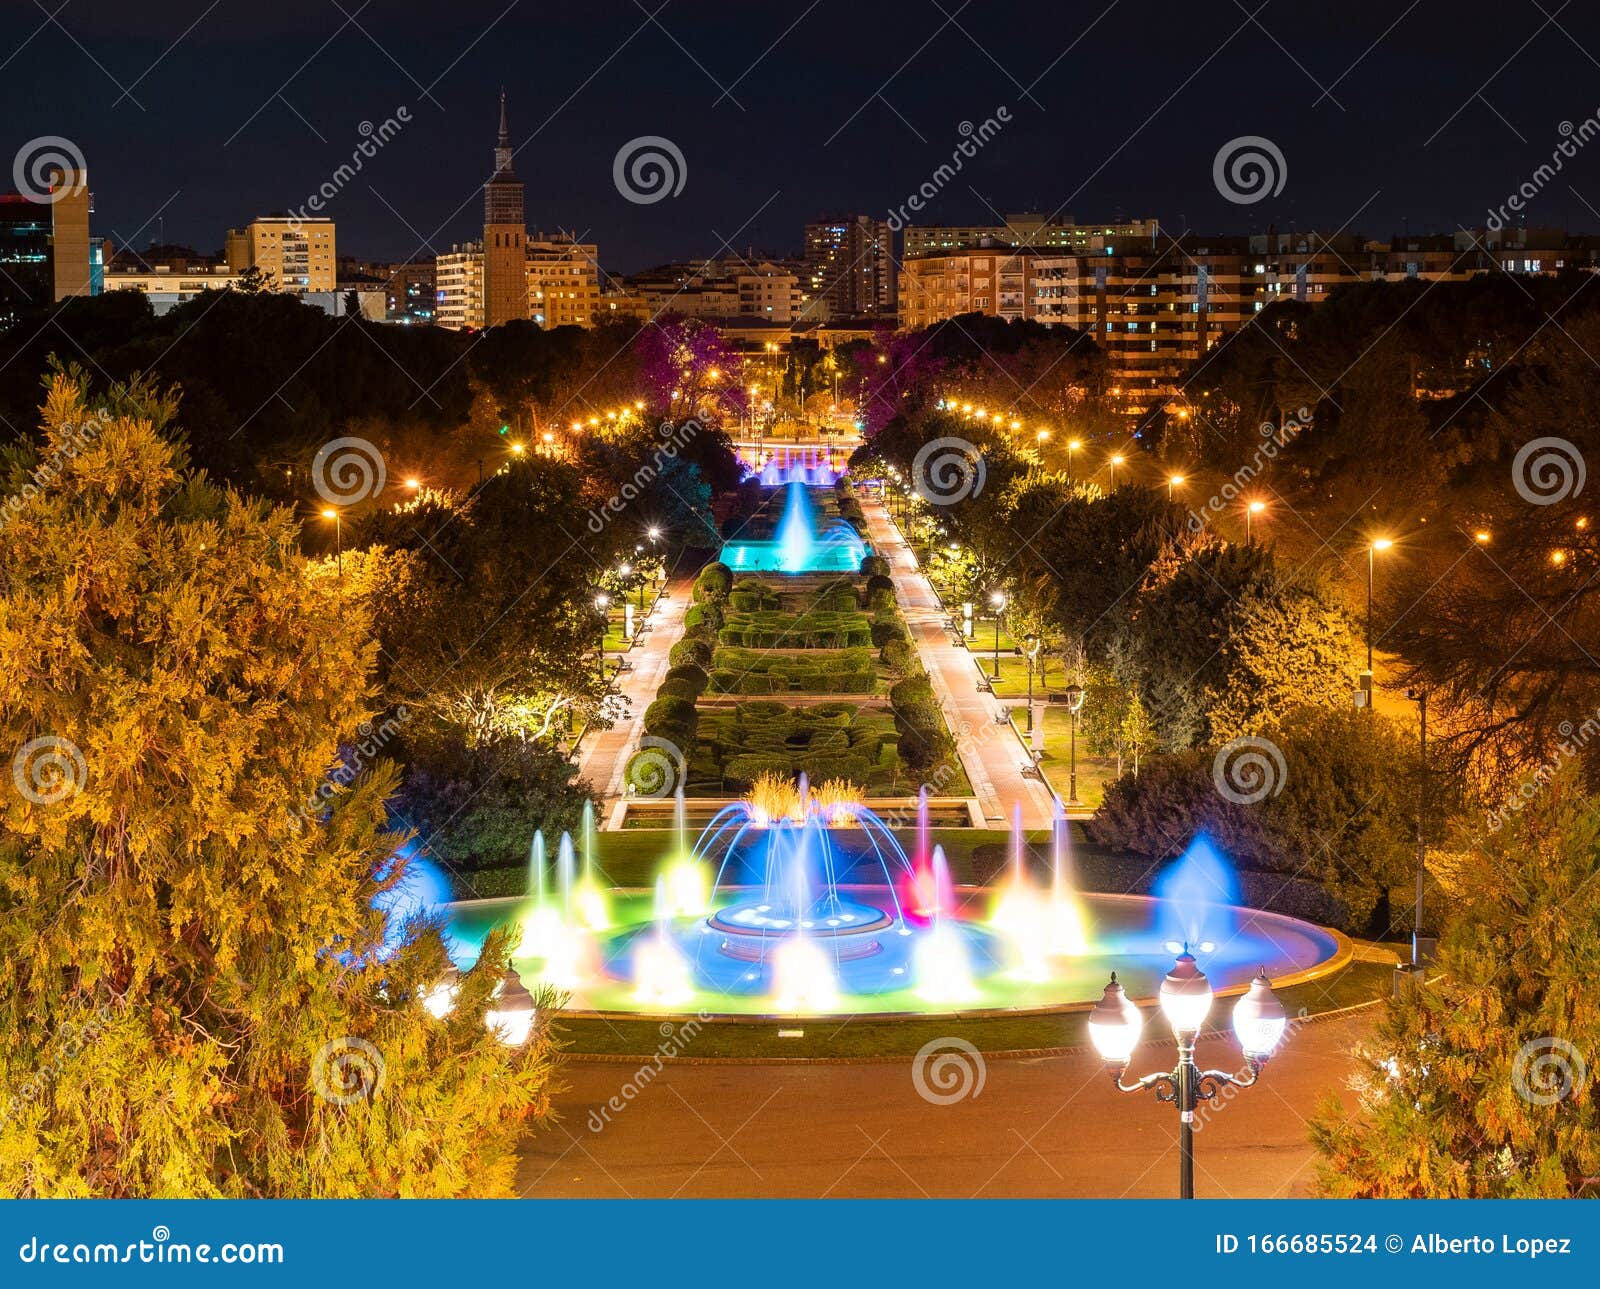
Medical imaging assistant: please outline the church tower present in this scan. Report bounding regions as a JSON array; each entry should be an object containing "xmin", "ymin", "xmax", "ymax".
[{"xmin": 482, "ymin": 90, "xmax": 528, "ymax": 326}]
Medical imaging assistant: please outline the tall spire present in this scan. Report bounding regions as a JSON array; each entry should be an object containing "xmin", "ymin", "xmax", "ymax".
[{"xmin": 493, "ymin": 88, "xmax": 514, "ymax": 176}]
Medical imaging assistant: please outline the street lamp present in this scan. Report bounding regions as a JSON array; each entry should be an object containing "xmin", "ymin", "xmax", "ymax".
[
  {"xmin": 1109, "ymin": 453, "xmax": 1124, "ymax": 490},
  {"xmin": 1167, "ymin": 473, "xmax": 1185, "ymax": 502},
  {"xmin": 1089, "ymin": 954, "xmax": 1287, "ymax": 1199},
  {"xmin": 1067, "ymin": 438, "xmax": 1081, "ymax": 482},
  {"xmin": 320, "ymin": 508, "xmax": 342, "ymax": 575},
  {"xmin": 1245, "ymin": 499, "xmax": 1265, "ymax": 542},
  {"xmin": 1063, "ymin": 682, "xmax": 1084, "ymax": 805},
  {"xmin": 1404, "ymin": 686, "xmax": 1433, "ymax": 971},
  {"xmin": 595, "ymin": 593, "xmax": 610, "ymax": 685},
  {"xmin": 1364, "ymin": 537, "xmax": 1393, "ymax": 701},
  {"xmin": 989, "ymin": 590, "xmax": 1006, "ymax": 679}
]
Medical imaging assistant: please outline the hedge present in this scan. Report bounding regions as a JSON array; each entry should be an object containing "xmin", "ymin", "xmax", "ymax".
[{"xmin": 693, "ymin": 561, "xmax": 733, "ymax": 601}]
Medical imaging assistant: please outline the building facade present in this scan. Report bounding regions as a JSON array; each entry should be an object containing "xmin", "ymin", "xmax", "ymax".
[
  {"xmin": 804, "ymin": 215, "xmax": 895, "ymax": 317},
  {"xmin": 902, "ymin": 214, "xmax": 1160, "ymax": 259},
  {"xmin": 225, "ymin": 216, "xmax": 335, "ymax": 291},
  {"xmin": 898, "ymin": 247, "xmax": 1042, "ymax": 330},
  {"xmin": 482, "ymin": 91, "xmax": 529, "ymax": 327},
  {"xmin": 1, "ymin": 163, "xmax": 93, "ymax": 321}
]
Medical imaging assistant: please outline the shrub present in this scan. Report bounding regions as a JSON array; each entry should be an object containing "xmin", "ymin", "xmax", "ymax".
[
  {"xmin": 669, "ymin": 636, "xmax": 714, "ymax": 669},
  {"xmin": 643, "ymin": 694, "xmax": 697, "ymax": 732},
  {"xmin": 866, "ymin": 573, "xmax": 895, "ymax": 596},
  {"xmin": 694, "ymin": 561, "xmax": 732, "ymax": 601},
  {"xmin": 393, "ymin": 732, "xmax": 589, "ymax": 875},
  {"xmin": 882, "ymin": 636, "xmax": 915, "ymax": 675},
  {"xmin": 1087, "ymin": 706, "xmax": 1436, "ymax": 934},
  {"xmin": 683, "ymin": 601, "xmax": 725, "ymax": 633},
  {"xmin": 663, "ymin": 663, "xmax": 709, "ymax": 696},
  {"xmin": 860, "ymin": 555, "xmax": 890, "ymax": 578},
  {"xmin": 869, "ymin": 586, "xmax": 897, "ymax": 613},
  {"xmin": 656, "ymin": 677, "xmax": 699, "ymax": 703},
  {"xmin": 870, "ymin": 619, "xmax": 905, "ymax": 648}
]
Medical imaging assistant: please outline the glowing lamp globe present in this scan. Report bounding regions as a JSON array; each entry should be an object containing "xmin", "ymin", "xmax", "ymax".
[
  {"xmin": 486, "ymin": 967, "xmax": 537, "ymax": 1046},
  {"xmin": 1158, "ymin": 951, "xmax": 1213, "ymax": 1036},
  {"xmin": 1087, "ymin": 972, "xmax": 1143, "ymax": 1066},
  {"xmin": 1232, "ymin": 969, "xmax": 1287, "ymax": 1060}
]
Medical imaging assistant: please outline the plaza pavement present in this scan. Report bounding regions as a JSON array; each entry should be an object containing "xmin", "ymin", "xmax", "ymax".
[{"xmin": 516, "ymin": 1009, "xmax": 1372, "ymax": 1198}]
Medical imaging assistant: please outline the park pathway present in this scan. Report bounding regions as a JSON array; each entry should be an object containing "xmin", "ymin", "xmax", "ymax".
[
  {"xmin": 575, "ymin": 575, "xmax": 693, "ymax": 827},
  {"xmin": 860, "ymin": 495, "xmax": 1057, "ymax": 828}
]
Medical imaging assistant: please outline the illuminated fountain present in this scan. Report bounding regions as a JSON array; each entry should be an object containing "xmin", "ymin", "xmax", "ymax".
[
  {"xmin": 440, "ymin": 782, "xmax": 1343, "ymax": 1018},
  {"xmin": 720, "ymin": 481, "xmax": 869, "ymax": 574}
]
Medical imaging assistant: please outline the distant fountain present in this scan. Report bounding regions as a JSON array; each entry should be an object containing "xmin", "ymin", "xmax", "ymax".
[
  {"xmin": 519, "ymin": 831, "xmax": 564, "ymax": 957},
  {"xmin": 775, "ymin": 481, "xmax": 816, "ymax": 572},
  {"xmin": 719, "ymin": 481, "xmax": 872, "ymax": 574},
  {"xmin": 572, "ymin": 802, "xmax": 611, "ymax": 929},
  {"xmin": 1153, "ymin": 834, "xmax": 1240, "ymax": 952}
]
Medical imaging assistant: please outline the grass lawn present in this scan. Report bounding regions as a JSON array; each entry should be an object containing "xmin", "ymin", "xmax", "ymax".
[{"xmin": 1008, "ymin": 705, "xmax": 1121, "ymax": 808}]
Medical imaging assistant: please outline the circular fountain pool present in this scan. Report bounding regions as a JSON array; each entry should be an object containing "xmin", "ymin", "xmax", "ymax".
[{"xmin": 445, "ymin": 886, "xmax": 1342, "ymax": 1017}]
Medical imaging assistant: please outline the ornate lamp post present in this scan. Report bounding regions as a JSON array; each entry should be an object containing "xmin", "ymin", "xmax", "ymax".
[
  {"xmin": 1088, "ymin": 955, "xmax": 1287, "ymax": 1199},
  {"xmin": 1063, "ymin": 682, "xmax": 1084, "ymax": 805},
  {"xmin": 989, "ymin": 591, "xmax": 1007, "ymax": 679},
  {"xmin": 594, "ymin": 593, "xmax": 610, "ymax": 685}
]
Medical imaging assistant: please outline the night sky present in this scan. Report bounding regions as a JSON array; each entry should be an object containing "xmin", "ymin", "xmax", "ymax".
[{"xmin": 13, "ymin": 0, "xmax": 1600, "ymax": 272}]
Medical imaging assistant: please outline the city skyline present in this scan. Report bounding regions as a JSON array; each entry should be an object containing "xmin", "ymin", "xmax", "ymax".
[{"xmin": 13, "ymin": 0, "xmax": 1600, "ymax": 270}]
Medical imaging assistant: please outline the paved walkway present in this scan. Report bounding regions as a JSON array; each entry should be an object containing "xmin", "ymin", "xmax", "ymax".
[
  {"xmin": 575, "ymin": 576, "xmax": 693, "ymax": 827},
  {"xmin": 860, "ymin": 497, "xmax": 1057, "ymax": 828},
  {"xmin": 517, "ymin": 1009, "xmax": 1372, "ymax": 1198}
]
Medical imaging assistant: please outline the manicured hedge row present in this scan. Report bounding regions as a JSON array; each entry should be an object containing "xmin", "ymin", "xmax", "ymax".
[{"xmin": 707, "ymin": 646, "xmax": 878, "ymax": 694}]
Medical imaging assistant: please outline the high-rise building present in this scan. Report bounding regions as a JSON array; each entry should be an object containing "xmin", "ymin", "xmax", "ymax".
[
  {"xmin": 482, "ymin": 90, "xmax": 529, "ymax": 327},
  {"xmin": 225, "ymin": 216, "xmax": 335, "ymax": 291},
  {"xmin": 435, "ymin": 245, "xmax": 483, "ymax": 330},
  {"xmin": 1, "ymin": 162, "xmax": 93, "ymax": 321},
  {"xmin": 804, "ymin": 215, "xmax": 895, "ymax": 317}
]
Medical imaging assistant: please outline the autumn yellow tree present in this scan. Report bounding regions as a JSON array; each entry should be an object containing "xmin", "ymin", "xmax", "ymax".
[{"xmin": 0, "ymin": 372, "xmax": 557, "ymax": 1197}]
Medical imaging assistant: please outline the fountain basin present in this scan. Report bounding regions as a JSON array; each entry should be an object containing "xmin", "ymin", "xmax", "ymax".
[{"xmin": 443, "ymin": 885, "xmax": 1348, "ymax": 1018}]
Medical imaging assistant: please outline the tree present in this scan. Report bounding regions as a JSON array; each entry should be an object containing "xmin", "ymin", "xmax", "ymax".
[
  {"xmin": 1310, "ymin": 774, "xmax": 1600, "ymax": 1196},
  {"xmin": 0, "ymin": 374, "xmax": 557, "ymax": 1197},
  {"xmin": 357, "ymin": 458, "xmax": 618, "ymax": 743},
  {"xmin": 234, "ymin": 263, "xmax": 275, "ymax": 294},
  {"xmin": 1121, "ymin": 693, "xmax": 1155, "ymax": 776}
]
